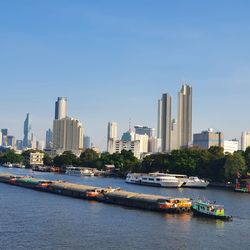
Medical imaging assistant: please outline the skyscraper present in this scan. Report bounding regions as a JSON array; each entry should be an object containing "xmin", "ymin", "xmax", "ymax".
[
  {"xmin": 107, "ymin": 122, "xmax": 118, "ymax": 151},
  {"xmin": 0, "ymin": 131, "xmax": 2, "ymax": 146},
  {"xmin": 177, "ymin": 84, "xmax": 192, "ymax": 148},
  {"xmin": 83, "ymin": 136, "xmax": 91, "ymax": 149},
  {"xmin": 1, "ymin": 129, "xmax": 8, "ymax": 136},
  {"xmin": 46, "ymin": 129, "xmax": 53, "ymax": 149},
  {"xmin": 157, "ymin": 99, "xmax": 162, "ymax": 139},
  {"xmin": 53, "ymin": 117, "xmax": 84, "ymax": 154},
  {"xmin": 23, "ymin": 113, "xmax": 32, "ymax": 148},
  {"xmin": 55, "ymin": 97, "xmax": 67, "ymax": 120},
  {"xmin": 170, "ymin": 119, "xmax": 178, "ymax": 150},
  {"xmin": 161, "ymin": 93, "xmax": 172, "ymax": 152}
]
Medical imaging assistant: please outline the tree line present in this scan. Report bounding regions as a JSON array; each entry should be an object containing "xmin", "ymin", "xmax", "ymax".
[{"xmin": 0, "ymin": 146, "xmax": 249, "ymax": 182}]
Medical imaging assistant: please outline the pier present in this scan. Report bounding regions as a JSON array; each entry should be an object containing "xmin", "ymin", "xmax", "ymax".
[{"xmin": 0, "ymin": 173, "xmax": 192, "ymax": 213}]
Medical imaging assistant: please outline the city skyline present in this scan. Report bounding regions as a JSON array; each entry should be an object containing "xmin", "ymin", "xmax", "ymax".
[{"xmin": 1, "ymin": 1, "xmax": 250, "ymax": 149}]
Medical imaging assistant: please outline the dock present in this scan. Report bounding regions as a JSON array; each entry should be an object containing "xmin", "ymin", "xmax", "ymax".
[{"xmin": 0, "ymin": 173, "xmax": 192, "ymax": 213}]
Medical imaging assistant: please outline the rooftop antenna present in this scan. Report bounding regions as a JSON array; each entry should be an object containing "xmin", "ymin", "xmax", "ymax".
[{"xmin": 129, "ymin": 118, "xmax": 132, "ymax": 132}]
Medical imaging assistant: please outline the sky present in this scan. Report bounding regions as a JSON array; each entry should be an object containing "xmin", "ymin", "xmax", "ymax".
[{"xmin": 1, "ymin": 0, "xmax": 250, "ymax": 150}]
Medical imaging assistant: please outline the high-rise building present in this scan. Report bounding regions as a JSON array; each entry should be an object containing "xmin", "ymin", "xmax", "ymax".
[
  {"xmin": 193, "ymin": 128, "xmax": 224, "ymax": 149},
  {"xmin": 83, "ymin": 136, "xmax": 91, "ymax": 149},
  {"xmin": 170, "ymin": 119, "xmax": 178, "ymax": 150},
  {"xmin": 134, "ymin": 126, "xmax": 154, "ymax": 138},
  {"xmin": 1, "ymin": 129, "xmax": 8, "ymax": 136},
  {"xmin": 161, "ymin": 93, "xmax": 172, "ymax": 152},
  {"xmin": 36, "ymin": 140, "xmax": 45, "ymax": 151},
  {"xmin": 7, "ymin": 136, "xmax": 16, "ymax": 148},
  {"xmin": 177, "ymin": 84, "xmax": 192, "ymax": 148},
  {"xmin": 157, "ymin": 99, "xmax": 162, "ymax": 139},
  {"xmin": 55, "ymin": 97, "xmax": 67, "ymax": 120},
  {"xmin": 135, "ymin": 134, "xmax": 149, "ymax": 153},
  {"xmin": 0, "ymin": 131, "xmax": 2, "ymax": 146},
  {"xmin": 107, "ymin": 122, "xmax": 118, "ymax": 152},
  {"xmin": 149, "ymin": 137, "xmax": 162, "ymax": 153},
  {"xmin": 241, "ymin": 132, "xmax": 250, "ymax": 151},
  {"xmin": 16, "ymin": 140, "xmax": 23, "ymax": 150},
  {"xmin": 46, "ymin": 129, "xmax": 53, "ymax": 149},
  {"xmin": 23, "ymin": 113, "xmax": 32, "ymax": 148},
  {"xmin": 53, "ymin": 117, "xmax": 83, "ymax": 155}
]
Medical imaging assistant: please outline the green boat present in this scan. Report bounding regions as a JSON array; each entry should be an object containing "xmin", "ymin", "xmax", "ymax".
[{"xmin": 192, "ymin": 199, "xmax": 232, "ymax": 221}]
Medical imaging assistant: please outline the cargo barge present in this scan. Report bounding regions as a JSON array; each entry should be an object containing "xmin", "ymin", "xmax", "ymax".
[{"xmin": 0, "ymin": 173, "xmax": 191, "ymax": 213}]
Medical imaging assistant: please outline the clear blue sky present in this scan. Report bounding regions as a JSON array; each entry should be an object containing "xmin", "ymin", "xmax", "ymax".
[{"xmin": 1, "ymin": 0, "xmax": 250, "ymax": 150}]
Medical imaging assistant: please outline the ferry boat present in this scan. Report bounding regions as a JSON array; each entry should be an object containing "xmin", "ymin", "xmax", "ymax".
[
  {"xmin": 65, "ymin": 167, "xmax": 94, "ymax": 177},
  {"xmin": 192, "ymin": 199, "xmax": 232, "ymax": 221},
  {"xmin": 126, "ymin": 173, "xmax": 184, "ymax": 188}
]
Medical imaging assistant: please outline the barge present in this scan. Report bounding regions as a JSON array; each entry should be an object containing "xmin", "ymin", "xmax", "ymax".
[{"xmin": 0, "ymin": 173, "xmax": 191, "ymax": 213}]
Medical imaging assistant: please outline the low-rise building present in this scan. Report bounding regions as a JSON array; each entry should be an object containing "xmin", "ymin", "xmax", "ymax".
[
  {"xmin": 30, "ymin": 152, "xmax": 44, "ymax": 166},
  {"xmin": 224, "ymin": 140, "xmax": 239, "ymax": 154}
]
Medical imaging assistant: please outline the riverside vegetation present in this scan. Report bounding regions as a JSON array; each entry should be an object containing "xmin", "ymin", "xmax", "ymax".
[{"xmin": 0, "ymin": 146, "xmax": 249, "ymax": 183}]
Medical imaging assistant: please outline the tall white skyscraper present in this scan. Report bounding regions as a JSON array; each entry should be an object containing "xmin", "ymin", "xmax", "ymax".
[
  {"xmin": 170, "ymin": 119, "xmax": 178, "ymax": 150},
  {"xmin": 241, "ymin": 132, "xmax": 250, "ymax": 151},
  {"xmin": 177, "ymin": 84, "xmax": 192, "ymax": 148},
  {"xmin": 107, "ymin": 122, "xmax": 118, "ymax": 151},
  {"xmin": 55, "ymin": 97, "xmax": 67, "ymax": 120},
  {"xmin": 0, "ymin": 131, "xmax": 2, "ymax": 146},
  {"xmin": 157, "ymin": 99, "xmax": 162, "ymax": 139},
  {"xmin": 161, "ymin": 93, "xmax": 172, "ymax": 152},
  {"xmin": 53, "ymin": 117, "xmax": 83, "ymax": 155}
]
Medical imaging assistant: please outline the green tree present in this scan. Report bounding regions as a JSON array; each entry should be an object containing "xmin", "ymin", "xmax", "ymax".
[
  {"xmin": 224, "ymin": 152, "xmax": 247, "ymax": 181},
  {"xmin": 80, "ymin": 148, "xmax": 99, "ymax": 167},
  {"xmin": 53, "ymin": 151, "xmax": 78, "ymax": 168},
  {"xmin": 43, "ymin": 153, "xmax": 53, "ymax": 166}
]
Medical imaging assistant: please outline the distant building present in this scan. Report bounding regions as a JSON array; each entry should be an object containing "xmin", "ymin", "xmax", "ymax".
[
  {"xmin": 193, "ymin": 129, "xmax": 224, "ymax": 149},
  {"xmin": 149, "ymin": 137, "xmax": 162, "ymax": 153},
  {"xmin": 55, "ymin": 97, "xmax": 67, "ymax": 120},
  {"xmin": 170, "ymin": 119, "xmax": 178, "ymax": 150},
  {"xmin": 241, "ymin": 132, "xmax": 250, "ymax": 151},
  {"xmin": 135, "ymin": 134, "xmax": 149, "ymax": 153},
  {"xmin": 1, "ymin": 135, "xmax": 7, "ymax": 147},
  {"xmin": 107, "ymin": 122, "xmax": 118, "ymax": 151},
  {"xmin": 0, "ymin": 131, "xmax": 2, "ymax": 146},
  {"xmin": 224, "ymin": 140, "xmax": 239, "ymax": 154},
  {"xmin": 53, "ymin": 117, "xmax": 84, "ymax": 155},
  {"xmin": 23, "ymin": 113, "xmax": 32, "ymax": 148},
  {"xmin": 121, "ymin": 131, "xmax": 135, "ymax": 142},
  {"xmin": 36, "ymin": 140, "xmax": 45, "ymax": 151},
  {"xmin": 177, "ymin": 84, "xmax": 192, "ymax": 148},
  {"xmin": 108, "ymin": 139, "xmax": 140, "ymax": 158},
  {"xmin": 157, "ymin": 99, "xmax": 162, "ymax": 139},
  {"xmin": 1, "ymin": 129, "xmax": 8, "ymax": 136},
  {"xmin": 30, "ymin": 152, "xmax": 44, "ymax": 166},
  {"xmin": 83, "ymin": 136, "xmax": 91, "ymax": 149},
  {"xmin": 134, "ymin": 126, "xmax": 154, "ymax": 138},
  {"xmin": 161, "ymin": 93, "xmax": 172, "ymax": 152},
  {"xmin": 46, "ymin": 129, "xmax": 53, "ymax": 149},
  {"xmin": 16, "ymin": 140, "xmax": 23, "ymax": 150},
  {"xmin": 7, "ymin": 136, "xmax": 16, "ymax": 148}
]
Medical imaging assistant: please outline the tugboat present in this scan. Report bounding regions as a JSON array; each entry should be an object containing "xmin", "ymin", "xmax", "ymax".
[{"xmin": 192, "ymin": 199, "xmax": 232, "ymax": 221}]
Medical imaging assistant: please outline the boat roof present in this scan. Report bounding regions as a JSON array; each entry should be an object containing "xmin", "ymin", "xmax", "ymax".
[{"xmin": 195, "ymin": 200, "xmax": 224, "ymax": 208}]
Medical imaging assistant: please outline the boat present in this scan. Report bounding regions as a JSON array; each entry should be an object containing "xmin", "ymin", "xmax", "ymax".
[
  {"xmin": 2, "ymin": 162, "xmax": 13, "ymax": 168},
  {"xmin": 126, "ymin": 173, "xmax": 184, "ymax": 188},
  {"xmin": 192, "ymin": 199, "xmax": 232, "ymax": 221},
  {"xmin": 235, "ymin": 178, "xmax": 250, "ymax": 193},
  {"xmin": 182, "ymin": 176, "xmax": 209, "ymax": 188},
  {"xmin": 65, "ymin": 166, "xmax": 82, "ymax": 176},
  {"xmin": 65, "ymin": 166, "xmax": 94, "ymax": 177}
]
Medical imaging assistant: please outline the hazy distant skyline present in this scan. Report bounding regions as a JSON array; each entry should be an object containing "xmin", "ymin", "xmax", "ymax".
[{"xmin": 1, "ymin": 1, "xmax": 250, "ymax": 150}]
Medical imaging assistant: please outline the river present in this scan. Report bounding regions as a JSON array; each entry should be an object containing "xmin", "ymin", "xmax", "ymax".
[{"xmin": 0, "ymin": 166, "xmax": 249, "ymax": 250}]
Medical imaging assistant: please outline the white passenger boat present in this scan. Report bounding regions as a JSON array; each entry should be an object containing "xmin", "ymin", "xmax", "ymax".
[
  {"xmin": 182, "ymin": 176, "xmax": 209, "ymax": 188},
  {"xmin": 65, "ymin": 167, "xmax": 94, "ymax": 177},
  {"xmin": 126, "ymin": 173, "xmax": 184, "ymax": 188}
]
